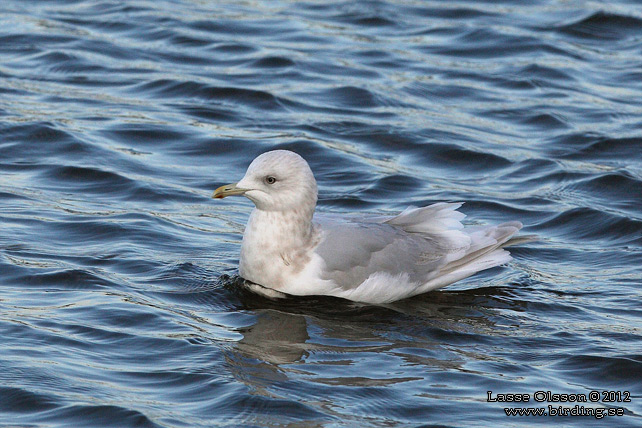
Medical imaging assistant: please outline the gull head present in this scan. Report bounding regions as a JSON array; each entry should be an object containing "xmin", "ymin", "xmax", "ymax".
[{"xmin": 213, "ymin": 150, "xmax": 318, "ymax": 212}]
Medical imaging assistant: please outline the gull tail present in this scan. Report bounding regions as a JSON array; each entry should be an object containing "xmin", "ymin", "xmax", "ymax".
[{"xmin": 386, "ymin": 203, "xmax": 532, "ymax": 296}]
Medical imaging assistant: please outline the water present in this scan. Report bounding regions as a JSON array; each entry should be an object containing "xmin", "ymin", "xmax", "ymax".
[{"xmin": 1, "ymin": 0, "xmax": 641, "ymax": 426}]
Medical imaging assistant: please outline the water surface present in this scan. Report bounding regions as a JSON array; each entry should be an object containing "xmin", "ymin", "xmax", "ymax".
[{"xmin": 1, "ymin": 0, "xmax": 641, "ymax": 427}]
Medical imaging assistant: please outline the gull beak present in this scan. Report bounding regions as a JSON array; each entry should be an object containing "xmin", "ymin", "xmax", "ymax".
[{"xmin": 212, "ymin": 183, "xmax": 248, "ymax": 199}]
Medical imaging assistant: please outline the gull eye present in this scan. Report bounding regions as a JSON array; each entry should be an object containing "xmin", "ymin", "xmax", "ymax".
[{"xmin": 265, "ymin": 176, "xmax": 277, "ymax": 185}]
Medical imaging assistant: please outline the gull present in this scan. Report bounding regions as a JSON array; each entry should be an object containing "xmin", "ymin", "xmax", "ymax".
[{"xmin": 213, "ymin": 150, "xmax": 527, "ymax": 304}]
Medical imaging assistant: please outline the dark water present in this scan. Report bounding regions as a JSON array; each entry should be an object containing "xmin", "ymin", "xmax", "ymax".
[{"xmin": 1, "ymin": 0, "xmax": 641, "ymax": 426}]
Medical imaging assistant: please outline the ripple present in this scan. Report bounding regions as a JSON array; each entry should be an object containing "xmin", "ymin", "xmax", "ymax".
[
  {"xmin": 534, "ymin": 207, "xmax": 642, "ymax": 245},
  {"xmin": 0, "ymin": 386, "xmax": 58, "ymax": 413},
  {"xmin": 410, "ymin": 5, "xmax": 497, "ymax": 20},
  {"xmin": 44, "ymin": 165, "xmax": 132, "ymax": 187},
  {"xmin": 46, "ymin": 404, "xmax": 161, "ymax": 428},
  {"xmin": 1, "ymin": 122, "xmax": 75, "ymax": 146},
  {"xmin": 211, "ymin": 42, "xmax": 259, "ymax": 55},
  {"xmin": 178, "ymin": 105, "xmax": 241, "ymax": 123},
  {"xmin": 569, "ymin": 172, "xmax": 642, "ymax": 210},
  {"xmin": 130, "ymin": 79, "xmax": 287, "ymax": 111},
  {"xmin": 314, "ymin": 86, "xmax": 382, "ymax": 109},
  {"xmin": 429, "ymin": 29, "xmax": 550, "ymax": 59},
  {"xmin": 250, "ymin": 56, "xmax": 296, "ymax": 69},
  {"xmin": 19, "ymin": 268, "xmax": 114, "ymax": 290},
  {"xmin": 559, "ymin": 134, "xmax": 642, "ymax": 162},
  {"xmin": 557, "ymin": 11, "xmax": 642, "ymax": 41},
  {"xmin": 553, "ymin": 354, "xmax": 642, "ymax": 389},
  {"xmin": 101, "ymin": 124, "xmax": 191, "ymax": 146},
  {"xmin": 429, "ymin": 143, "xmax": 513, "ymax": 172}
]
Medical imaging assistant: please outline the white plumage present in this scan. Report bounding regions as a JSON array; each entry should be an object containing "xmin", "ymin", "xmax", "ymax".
[{"xmin": 213, "ymin": 150, "xmax": 526, "ymax": 304}]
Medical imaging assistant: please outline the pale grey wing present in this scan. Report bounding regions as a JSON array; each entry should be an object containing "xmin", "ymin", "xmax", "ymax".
[
  {"xmin": 312, "ymin": 203, "xmax": 523, "ymax": 292},
  {"xmin": 313, "ymin": 219, "xmax": 455, "ymax": 290}
]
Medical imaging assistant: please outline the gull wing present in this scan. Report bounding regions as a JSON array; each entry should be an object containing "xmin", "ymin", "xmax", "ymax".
[{"xmin": 313, "ymin": 203, "xmax": 521, "ymax": 294}]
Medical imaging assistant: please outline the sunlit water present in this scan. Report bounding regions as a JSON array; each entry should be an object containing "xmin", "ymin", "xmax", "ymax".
[{"xmin": 1, "ymin": 1, "xmax": 641, "ymax": 427}]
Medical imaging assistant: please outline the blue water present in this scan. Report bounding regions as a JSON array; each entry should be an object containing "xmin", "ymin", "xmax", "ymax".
[{"xmin": 1, "ymin": 0, "xmax": 641, "ymax": 427}]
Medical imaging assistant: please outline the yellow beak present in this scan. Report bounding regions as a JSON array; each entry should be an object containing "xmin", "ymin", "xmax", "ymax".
[{"xmin": 212, "ymin": 183, "xmax": 248, "ymax": 199}]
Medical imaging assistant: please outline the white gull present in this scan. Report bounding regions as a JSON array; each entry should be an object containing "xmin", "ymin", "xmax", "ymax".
[{"xmin": 213, "ymin": 150, "xmax": 526, "ymax": 304}]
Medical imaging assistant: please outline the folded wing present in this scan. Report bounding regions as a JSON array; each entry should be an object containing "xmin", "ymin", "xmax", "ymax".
[{"xmin": 314, "ymin": 203, "xmax": 522, "ymax": 297}]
